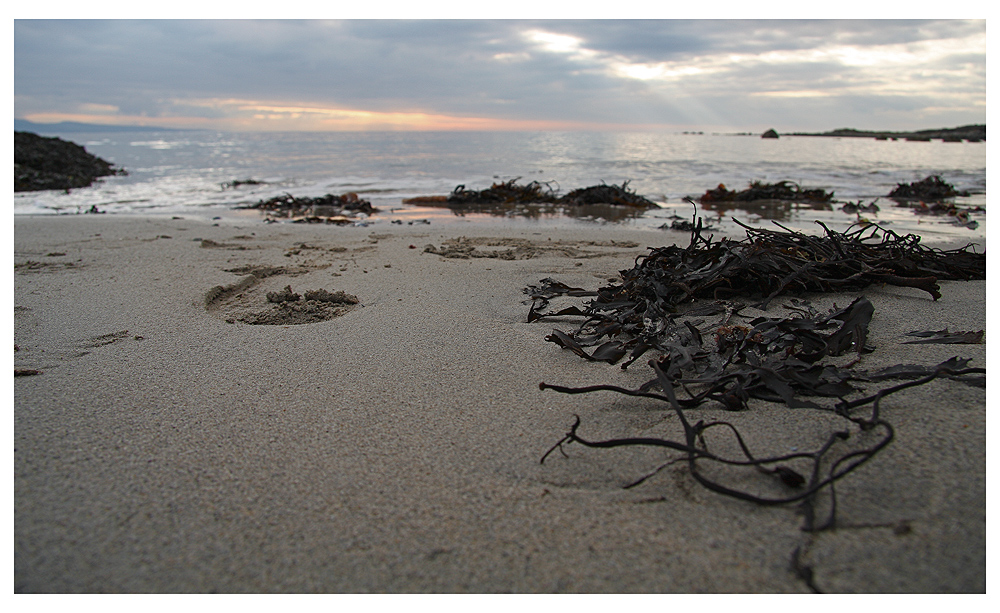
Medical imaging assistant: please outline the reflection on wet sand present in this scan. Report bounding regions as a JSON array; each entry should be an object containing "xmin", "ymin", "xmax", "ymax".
[
  {"xmin": 697, "ymin": 198, "xmax": 833, "ymax": 222},
  {"xmin": 411, "ymin": 199, "xmax": 650, "ymax": 223}
]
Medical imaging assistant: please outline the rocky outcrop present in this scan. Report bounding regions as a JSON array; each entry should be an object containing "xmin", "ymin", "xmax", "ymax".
[
  {"xmin": 14, "ymin": 131, "xmax": 126, "ymax": 192},
  {"xmin": 761, "ymin": 128, "xmax": 779, "ymax": 139}
]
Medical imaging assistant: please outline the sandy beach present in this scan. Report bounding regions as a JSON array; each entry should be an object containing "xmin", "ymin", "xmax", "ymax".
[{"xmin": 13, "ymin": 212, "xmax": 986, "ymax": 593}]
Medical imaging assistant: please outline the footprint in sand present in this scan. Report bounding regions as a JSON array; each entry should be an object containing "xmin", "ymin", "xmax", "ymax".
[
  {"xmin": 204, "ymin": 265, "xmax": 360, "ymax": 326},
  {"xmin": 13, "ymin": 324, "xmax": 143, "ymax": 375}
]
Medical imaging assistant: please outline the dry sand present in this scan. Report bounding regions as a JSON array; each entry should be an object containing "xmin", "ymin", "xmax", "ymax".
[{"xmin": 13, "ymin": 213, "xmax": 986, "ymax": 593}]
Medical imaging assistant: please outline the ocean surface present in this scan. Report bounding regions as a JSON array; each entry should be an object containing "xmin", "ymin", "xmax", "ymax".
[{"xmin": 14, "ymin": 130, "xmax": 987, "ymax": 243}]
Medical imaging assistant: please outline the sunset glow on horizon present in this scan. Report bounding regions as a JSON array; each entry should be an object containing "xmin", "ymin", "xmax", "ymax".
[{"xmin": 20, "ymin": 106, "xmax": 679, "ymax": 133}]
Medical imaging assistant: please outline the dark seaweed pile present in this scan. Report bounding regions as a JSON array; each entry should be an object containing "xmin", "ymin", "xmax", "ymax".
[
  {"xmin": 447, "ymin": 178, "xmax": 657, "ymax": 208},
  {"xmin": 241, "ymin": 192, "xmax": 377, "ymax": 218},
  {"xmin": 699, "ymin": 180, "xmax": 834, "ymax": 203},
  {"xmin": 557, "ymin": 181, "xmax": 657, "ymax": 207},
  {"xmin": 222, "ymin": 178, "xmax": 267, "ymax": 189},
  {"xmin": 888, "ymin": 175, "xmax": 969, "ymax": 201},
  {"xmin": 882, "ymin": 176, "xmax": 983, "ymax": 229},
  {"xmin": 530, "ymin": 218, "xmax": 984, "ymax": 328},
  {"xmin": 527, "ymin": 219, "xmax": 985, "ymax": 531},
  {"xmin": 449, "ymin": 178, "xmax": 558, "ymax": 204}
]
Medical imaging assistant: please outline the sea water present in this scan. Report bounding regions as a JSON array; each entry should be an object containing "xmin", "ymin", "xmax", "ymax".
[{"xmin": 13, "ymin": 130, "xmax": 986, "ymax": 243}]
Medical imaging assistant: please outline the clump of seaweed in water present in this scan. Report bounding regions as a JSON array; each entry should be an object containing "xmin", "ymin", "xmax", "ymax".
[
  {"xmin": 424, "ymin": 178, "xmax": 658, "ymax": 208},
  {"xmin": 241, "ymin": 192, "xmax": 377, "ymax": 219},
  {"xmin": 448, "ymin": 178, "xmax": 559, "ymax": 205},
  {"xmin": 402, "ymin": 178, "xmax": 658, "ymax": 221},
  {"xmin": 557, "ymin": 181, "xmax": 657, "ymax": 207},
  {"xmin": 885, "ymin": 175, "xmax": 982, "ymax": 229},
  {"xmin": 699, "ymin": 180, "xmax": 834, "ymax": 203},
  {"xmin": 526, "ymin": 217, "xmax": 985, "ymax": 532},
  {"xmin": 887, "ymin": 175, "xmax": 970, "ymax": 201}
]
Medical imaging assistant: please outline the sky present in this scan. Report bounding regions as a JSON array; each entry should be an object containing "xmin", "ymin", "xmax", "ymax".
[{"xmin": 12, "ymin": 13, "xmax": 988, "ymax": 133}]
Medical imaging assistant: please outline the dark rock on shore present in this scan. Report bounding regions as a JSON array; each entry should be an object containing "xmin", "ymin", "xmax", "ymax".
[
  {"xmin": 761, "ymin": 128, "xmax": 779, "ymax": 139},
  {"xmin": 15, "ymin": 131, "xmax": 126, "ymax": 192}
]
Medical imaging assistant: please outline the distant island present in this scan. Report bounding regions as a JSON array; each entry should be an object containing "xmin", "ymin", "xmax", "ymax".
[
  {"xmin": 788, "ymin": 124, "xmax": 985, "ymax": 142},
  {"xmin": 14, "ymin": 119, "xmax": 189, "ymax": 133}
]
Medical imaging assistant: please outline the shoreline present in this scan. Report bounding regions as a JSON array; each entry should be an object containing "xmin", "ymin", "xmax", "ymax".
[
  {"xmin": 13, "ymin": 213, "xmax": 986, "ymax": 592},
  {"xmin": 10, "ymin": 202, "xmax": 989, "ymax": 252}
]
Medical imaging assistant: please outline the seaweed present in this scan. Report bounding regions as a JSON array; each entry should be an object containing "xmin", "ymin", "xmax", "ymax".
[
  {"xmin": 445, "ymin": 178, "xmax": 657, "ymax": 208},
  {"xmin": 887, "ymin": 175, "xmax": 969, "ymax": 201},
  {"xmin": 699, "ymin": 180, "xmax": 834, "ymax": 203},
  {"xmin": 886, "ymin": 176, "xmax": 982, "ymax": 228},
  {"xmin": 661, "ymin": 218, "xmax": 717, "ymax": 232},
  {"xmin": 905, "ymin": 201, "xmax": 984, "ymax": 230},
  {"xmin": 902, "ymin": 329, "xmax": 984, "ymax": 344},
  {"xmin": 528, "ymin": 218, "xmax": 986, "ymax": 530},
  {"xmin": 840, "ymin": 200, "xmax": 880, "ymax": 215},
  {"xmin": 540, "ymin": 356, "xmax": 981, "ymax": 533},
  {"xmin": 222, "ymin": 178, "xmax": 267, "ymax": 189},
  {"xmin": 241, "ymin": 192, "xmax": 377, "ymax": 218},
  {"xmin": 448, "ymin": 178, "xmax": 558, "ymax": 205},
  {"xmin": 866, "ymin": 357, "xmax": 985, "ymax": 387},
  {"xmin": 528, "ymin": 218, "xmax": 984, "ymax": 325},
  {"xmin": 403, "ymin": 179, "xmax": 657, "ymax": 221},
  {"xmin": 557, "ymin": 181, "xmax": 657, "ymax": 207}
]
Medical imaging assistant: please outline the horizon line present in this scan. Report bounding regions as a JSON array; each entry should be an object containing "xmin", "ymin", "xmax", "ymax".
[{"xmin": 15, "ymin": 117, "xmax": 985, "ymax": 136}]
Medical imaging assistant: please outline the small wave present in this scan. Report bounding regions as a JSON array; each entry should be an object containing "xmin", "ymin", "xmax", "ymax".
[{"xmin": 129, "ymin": 139, "xmax": 189, "ymax": 150}]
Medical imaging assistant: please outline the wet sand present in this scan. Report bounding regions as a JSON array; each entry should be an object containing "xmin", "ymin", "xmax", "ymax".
[{"xmin": 13, "ymin": 213, "xmax": 986, "ymax": 592}]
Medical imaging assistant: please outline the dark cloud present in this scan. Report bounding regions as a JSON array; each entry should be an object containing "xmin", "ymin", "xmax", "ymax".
[
  {"xmin": 525, "ymin": 19, "xmax": 983, "ymax": 60},
  {"xmin": 13, "ymin": 19, "xmax": 986, "ymax": 131}
]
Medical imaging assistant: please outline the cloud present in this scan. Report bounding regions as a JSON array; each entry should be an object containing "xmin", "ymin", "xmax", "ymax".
[
  {"xmin": 78, "ymin": 102, "xmax": 120, "ymax": 114},
  {"xmin": 13, "ymin": 19, "xmax": 986, "ymax": 131}
]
